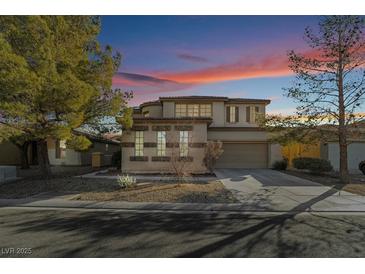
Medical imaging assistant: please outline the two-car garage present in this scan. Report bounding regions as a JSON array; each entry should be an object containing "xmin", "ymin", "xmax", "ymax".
[{"xmin": 215, "ymin": 142, "xmax": 269, "ymax": 169}]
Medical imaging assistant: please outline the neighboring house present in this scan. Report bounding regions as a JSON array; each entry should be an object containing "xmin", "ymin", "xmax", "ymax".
[
  {"xmin": 282, "ymin": 142, "xmax": 321, "ymax": 167},
  {"xmin": 321, "ymin": 141, "xmax": 365, "ymax": 174},
  {"xmin": 121, "ymin": 96, "xmax": 282, "ymax": 173},
  {"xmin": 280, "ymin": 139, "xmax": 365, "ymax": 174},
  {"xmin": 0, "ymin": 141, "xmax": 38, "ymax": 166},
  {"xmin": 0, "ymin": 131, "xmax": 120, "ymax": 167}
]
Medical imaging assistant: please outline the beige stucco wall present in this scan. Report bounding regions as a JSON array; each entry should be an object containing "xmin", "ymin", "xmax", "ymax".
[
  {"xmin": 211, "ymin": 102, "xmax": 224, "ymax": 127},
  {"xmin": 141, "ymin": 105, "xmax": 163, "ymax": 117},
  {"xmin": 207, "ymin": 130, "xmax": 268, "ymax": 141},
  {"xmin": 162, "ymin": 102, "xmax": 175, "ymax": 118},
  {"xmin": 47, "ymin": 139, "xmax": 82, "ymax": 165},
  {"xmin": 48, "ymin": 148, "xmax": 82, "ymax": 166},
  {"xmin": 121, "ymin": 123, "xmax": 208, "ymax": 173},
  {"xmin": 47, "ymin": 138, "xmax": 119, "ymax": 166},
  {"xmin": 268, "ymin": 143, "xmax": 283, "ymax": 168}
]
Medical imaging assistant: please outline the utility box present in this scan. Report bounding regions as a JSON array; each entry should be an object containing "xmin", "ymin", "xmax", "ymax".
[
  {"xmin": 92, "ymin": 152, "xmax": 103, "ymax": 168},
  {"xmin": 0, "ymin": 166, "xmax": 17, "ymax": 183}
]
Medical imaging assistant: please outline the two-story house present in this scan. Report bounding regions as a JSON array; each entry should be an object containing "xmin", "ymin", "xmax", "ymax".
[{"xmin": 121, "ymin": 96, "xmax": 282, "ymax": 173}]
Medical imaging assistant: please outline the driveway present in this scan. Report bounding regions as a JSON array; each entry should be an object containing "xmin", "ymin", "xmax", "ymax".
[{"xmin": 214, "ymin": 169, "xmax": 365, "ymax": 211}]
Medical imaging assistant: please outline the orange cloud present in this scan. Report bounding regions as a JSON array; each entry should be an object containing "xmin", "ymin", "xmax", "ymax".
[{"xmin": 155, "ymin": 54, "xmax": 292, "ymax": 84}]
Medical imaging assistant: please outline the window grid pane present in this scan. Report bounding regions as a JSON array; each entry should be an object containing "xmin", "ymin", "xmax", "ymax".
[
  {"xmin": 175, "ymin": 104, "xmax": 187, "ymax": 117},
  {"xmin": 187, "ymin": 104, "xmax": 199, "ymax": 117},
  {"xmin": 135, "ymin": 131, "xmax": 144, "ymax": 156},
  {"xmin": 229, "ymin": 106, "xmax": 236, "ymax": 123},
  {"xmin": 200, "ymin": 104, "xmax": 212, "ymax": 117},
  {"xmin": 179, "ymin": 131, "xmax": 189, "ymax": 157},
  {"xmin": 157, "ymin": 131, "xmax": 166, "ymax": 156}
]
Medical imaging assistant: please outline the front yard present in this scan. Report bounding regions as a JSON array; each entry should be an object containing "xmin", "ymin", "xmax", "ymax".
[
  {"xmin": 0, "ymin": 176, "xmax": 236, "ymax": 203},
  {"xmin": 75, "ymin": 181, "xmax": 236, "ymax": 203},
  {"xmin": 283, "ymin": 170, "xmax": 365, "ymax": 195}
]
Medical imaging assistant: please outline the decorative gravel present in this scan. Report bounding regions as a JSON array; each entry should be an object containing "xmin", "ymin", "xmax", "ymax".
[
  {"xmin": 0, "ymin": 177, "xmax": 236, "ymax": 203},
  {"xmin": 74, "ymin": 181, "xmax": 237, "ymax": 203}
]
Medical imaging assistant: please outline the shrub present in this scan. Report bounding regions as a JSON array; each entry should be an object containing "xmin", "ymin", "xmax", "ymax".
[
  {"xmin": 272, "ymin": 159, "xmax": 288, "ymax": 170},
  {"xmin": 292, "ymin": 157, "xmax": 333, "ymax": 174},
  {"xmin": 117, "ymin": 174, "xmax": 136, "ymax": 189},
  {"xmin": 111, "ymin": 150, "xmax": 121, "ymax": 168},
  {"xmin": 203, "ymin": 141, "xmax": 224, "ymax": 172}
]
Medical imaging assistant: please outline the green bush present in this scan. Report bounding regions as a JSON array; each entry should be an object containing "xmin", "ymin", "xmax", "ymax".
[
  {"xmin": 111, "ymin": 150, "xmax": 121, "ymax": 168},
  {"xmin": 292, "ymin": 157, "xmax": 333, "ymax": 174},
  {"xmin": 272, "ymin": 159, "xmax": 288, "ymax": 170}
]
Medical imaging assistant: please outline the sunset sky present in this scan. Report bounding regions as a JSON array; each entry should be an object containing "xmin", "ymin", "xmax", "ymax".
[{"xmin": 99, "ymin": 16, "xmax": 320, "ymax": 114}]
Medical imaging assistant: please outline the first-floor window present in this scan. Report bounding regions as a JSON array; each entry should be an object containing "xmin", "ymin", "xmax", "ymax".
[
  {"xmin": 55, "ymin": 139, "xmax": 66, "ymax": 159},
  {"xmin": 179, "ymin": 131, "xmax": 189, "ymax": 157},
  {"xmin": 135, "ymin": 131, "xmax": 144, "ymax": 156},
  {"xmin": 157, "ymin": 131, "xmax": 166, "ymax": 156}
]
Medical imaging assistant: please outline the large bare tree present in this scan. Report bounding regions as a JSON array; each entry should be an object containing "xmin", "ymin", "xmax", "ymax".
[{"xmin": 284, "ymin": 16, "xmax": 365, "ymax": 183}]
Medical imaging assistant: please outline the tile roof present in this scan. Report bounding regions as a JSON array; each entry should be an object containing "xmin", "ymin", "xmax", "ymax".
[{"xmin": 158, "ymin": 95, "xmax": 271, "ymax": 104}]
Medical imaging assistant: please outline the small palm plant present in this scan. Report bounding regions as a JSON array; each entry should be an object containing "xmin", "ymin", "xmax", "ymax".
[{"xmin": 117, "ymin": 174, "xmax": 137, "ymax": 189}]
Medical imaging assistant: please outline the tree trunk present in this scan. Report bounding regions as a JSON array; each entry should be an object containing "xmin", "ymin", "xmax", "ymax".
[
  {"xmin": 37, "ymin": 139, "xmax": 52, "ymax": 177},
  {"xmin": 338, "ymin": 90, "xmax": 349, "ymax": 183},
  {"xmin": 337, "ymin": 42, "xmax": 349, "ymax": 184},
  {"xmin": 18, "ymin": 142, "xmax": 30, "ymax": 169}
]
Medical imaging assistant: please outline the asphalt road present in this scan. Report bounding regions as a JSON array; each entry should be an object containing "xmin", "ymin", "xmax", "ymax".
[{"xmin": 1, "ymin": 207, "xmax": 365, "ymax": 257}]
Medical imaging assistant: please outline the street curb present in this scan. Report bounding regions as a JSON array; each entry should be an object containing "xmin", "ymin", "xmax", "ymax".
[{"xmin": 2, "ymin": 198, "xmax": 365, "ymax": 214}]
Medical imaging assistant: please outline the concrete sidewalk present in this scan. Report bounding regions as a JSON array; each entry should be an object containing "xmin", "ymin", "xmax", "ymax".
[{"xmin": 1, "ymin": 191, "xmax": 365, "ymax": 212}]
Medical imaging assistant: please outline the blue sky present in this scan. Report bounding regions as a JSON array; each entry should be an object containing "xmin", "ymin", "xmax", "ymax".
[{"xmin": 99, "ymin": 16, "xmax": 321, "ymax": 114}]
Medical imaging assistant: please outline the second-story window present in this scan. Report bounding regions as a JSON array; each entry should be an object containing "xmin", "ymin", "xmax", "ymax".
[
  {"xmin": 179, "ymin": 131, "xmax": 189, "ymax": 157},
  {"xmin": 135, "ymin": 131, "xmax": 144, "ymax": 156},
  {"xmin": 187, "ymin": 104, "xmax": 199, "ymax": 117},
  {"xmin": 200, "ymin": 104, "xmax": 212, "ymax": 117},
  {"xmin": 246, "ymin": 106, "xmax": 261, "ymax": 123},
  {"xmin": 175, "ymin": 103, "xmax": 212, "ymax": 117},
  {"xmin": 157, "ymin": 131, "xmax": 166, "ymax": 156},
  {"xmin": 255, "ymin": 106, "xmax": 261, "ymax": 123},
  {"xmin": 175, "ymin": 104, "xmax": 187, "ymax": 117},
  {"xmin": 226, "ymin": 106, "xmax": 238, "ymax": 123},
  {"xmin": 246, "ymin": 106, "xmax": 251, "ymax": 123}
]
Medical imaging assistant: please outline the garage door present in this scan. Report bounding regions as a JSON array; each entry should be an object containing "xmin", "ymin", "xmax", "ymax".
[{"xmin": 215, "ymin": 143, "xmax": 268, "ymax": 168}]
